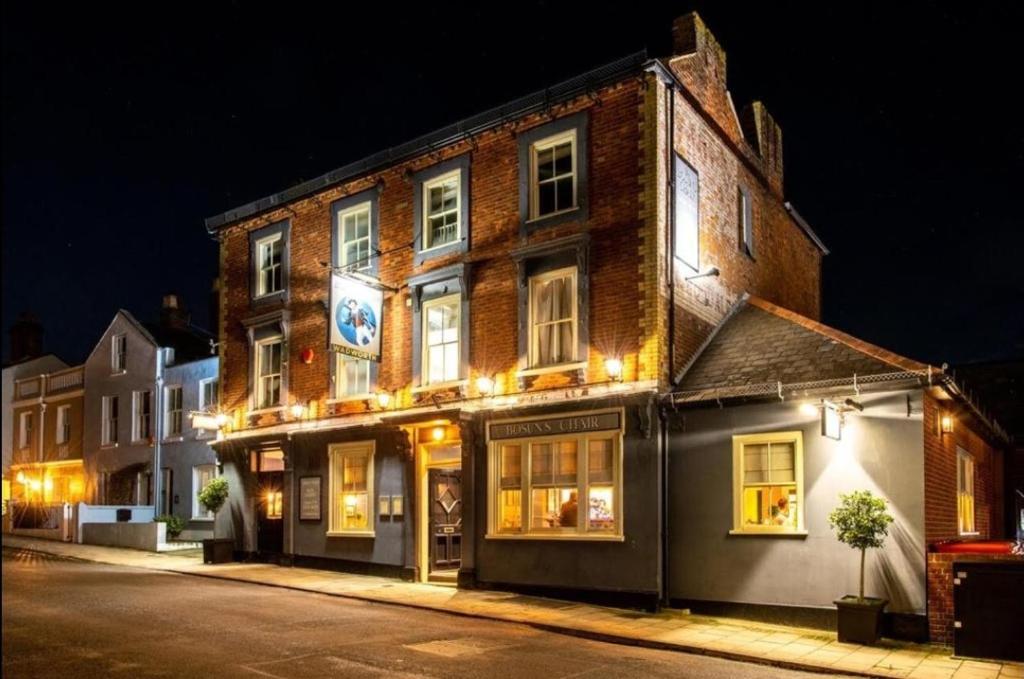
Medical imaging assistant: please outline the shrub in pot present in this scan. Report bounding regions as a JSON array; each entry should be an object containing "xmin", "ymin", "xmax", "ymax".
[
  {"xmin": 197, "ymin": 477, "xmax": 233, "ymax": 564},
  {"xmin": 154, "ymin": 514, "xmax": 185, "ymax": 539},
  {"xmin": 828, "ymin": 490, "xmax": 895, "ymax": 645}
]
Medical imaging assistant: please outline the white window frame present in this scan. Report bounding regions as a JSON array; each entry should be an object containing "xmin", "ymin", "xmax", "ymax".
[
  {"xmin": 528, "ymin": 266, "xmax": 578, "ymax": 369},
  {"xmin": 164, "ymin": 385, "xmax": 183, "ymax": 439},
  {"xmin": 333, "ymin": 352, "xmax": 372, "ymax": 401},
  {"xmin": 255, "ymin": 335, "xmax": 284, "ymax": 410},
  {"xmin": 101, "ymin": 395, "xmax": 118, "ymax": 445},
  {"xmin": 198, "ymin": 377, "xmax": 218, "ymax": 412},
  {"xmin": 337, "ymin": 201, "xmax": 373, "ymax": 271},
  {"xmin": 421, "ymin": 293, "xmax": 461, "ymax": 386},
  {"xmin": 132, "ymin": 390, "xmax": 152, "ymax": 443},
  {"xmin": 957, "ymin": 447, "xmax": 978, "ymax": 536},
  {"xmin": 421, "ymin": 170, "xmax": 461, "ymax": 252},
  {"xmin": 192, "ymin": 464, "xmax": 217, "ymax": 520},
  {"xmin": 327, "ymin": 441, "xmax": 375, "ymax": 537},
  {"xmin": 255, "ymin": 233, "xmax": 284, "ymax": 297},
  {"xmin": 738, "ymin": 187, "xmax": 753, "ymax": 256},
  {"xmin": 731, "ymin": 431, "xmax": 805, "ymax": 535},
  {"xmin": 18, "ymin": 411, "xmax": 32, "ymax": 449},
  {"xmin": 56, "ymin": 404, "xmax": 71, "ymax": 445},
  {"xmin": 529, "ymin": 129, "xmax": 578, "ymax": 220},
  {"xmin": 111, "ymin": 334, "xmax": 127, "ymax": 373}
]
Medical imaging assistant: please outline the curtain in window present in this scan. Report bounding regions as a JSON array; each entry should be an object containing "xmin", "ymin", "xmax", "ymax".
[{"xmin": 535, "ymin": 275, "xmax": 573, "ymax": 366}]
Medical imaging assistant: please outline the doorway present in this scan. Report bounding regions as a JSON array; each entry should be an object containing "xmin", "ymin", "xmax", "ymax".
[
  {"xmin": 255, "ymin": 449, "xmax": 284, "ymax": 559},
  {"xmin": 414, "ymin": 423, "xmax": 462, "ymax": 584}
]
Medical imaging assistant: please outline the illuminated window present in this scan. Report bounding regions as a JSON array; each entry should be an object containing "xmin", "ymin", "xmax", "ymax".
[
  {"xmin": 334, "ymin": 353, "xmax": 371, "ymax": 399},
  {"xmin": 132, "ymin": 390, "xmax": 152, "ymax": 442},
  {"xmin": 338, "ymin": 202, "xmax": 372, "ymax": 271},
  {"xmin": 528, "ymin": 267, "xmax": 577, "ymax": 368},
  {"xmin": 423, "ymin": 294, "xmax": 460, "ymax": 385},
  {"xmin": 674, "ymin": 154, "xmax": 699, "ymax": 271},
  {"xmin": 192, "ymin": 464, "xmax": 217, "ymax": 520},
  {"xmin": 738, "ymin": 185, "xmax": 754, "ymax": 258},
  {"xmin": 18, "ymin": 411, "xmax": 33, "ymax": 449},
  {"xmin": 56, "ymin": 404, "xmax": 71, "ymax": 445},
  {"xmin": 490, "ymin": 430, "xmax": 620, "ymax": 538},
  {"xmin": 101, "ymin": 395, "xmax": 118, "ymax": 445},
  {"xmin": 423, "ymin": 171, "xmax": 460, "ymax": 250},
  {"xmin": 265, "ymin": 490, "xmax": 283, "ymax": 519},
  {"xmin": 256, "ymin": 337, "xmax": 283, "ymax": 409},
  {"xmin": 530, "ymin": 130, "xmax": 577, "ymax": 219},
  {"xmin": 199, "ymin": 377, "xmax": 218, "ymax": 412},
  {"xmin": 256, "ymin": 233, "xmax": 283, "ymax": 296},
  {"xmin": 957, "ymin": 447, "xmax": 976, "ymax": 535},
  {"xmin": 164, "ymin": 385, "xmax": 183, "ymax": 438},
  {"xmin": 111, "ymin": 334, "xmax": 127, "ymax": 373},
  {"xmin": 732, "ymin": 432, "xmax": 804, "ymax": 534},
  {"xmin": 329, "ymin": 442, "xmax": 374, "ymax": 535}
]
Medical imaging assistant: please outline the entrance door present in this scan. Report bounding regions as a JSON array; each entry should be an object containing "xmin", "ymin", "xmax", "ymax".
[
  {"xmin": 428, "ymin": 468, "xmax": 462, "ymax": 572},
  {"xmin": 256, "ymin": 470, "xmax": 284, "ymax": 557}
]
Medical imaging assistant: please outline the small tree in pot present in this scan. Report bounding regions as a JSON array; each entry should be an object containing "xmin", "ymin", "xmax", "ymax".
[
  {"xmin": 198, "ymin": 477, "xmax": 233, "ymax": 564},
  {"xmin": 829, "ymin": 490, "xmax": 895, "ymax": 644}
]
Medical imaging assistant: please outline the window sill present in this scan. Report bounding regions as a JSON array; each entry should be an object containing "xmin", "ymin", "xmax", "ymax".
[
  {"xmin": 131, "ymin": 439, "xmax": 151, "ymax": 446},
  {"xmin": 958, "ymin": 531, "xmax": 981, "ymax": 537},
  {"xmin": 110, "ymin": 370, "xmax": 127, "ymax": 377},
  {"xmin": 516, "ymin": 361, "xmax": 588, "ymax": 378},
  {"xmin": 412, "ymin": 379, "xmax": 468, "ymax": 394},
  {"xmin": 249, "ymin": 406, "xmax": 285, "ymax": 415},
  {"xmin": 326, "ymin": 531, "xmax": 376, "ymax": 538},
  {"xmin": 485, "ymin": 532, "xmax": 624, "ymax": 542},
  {"xmin": 525, "ymin": 206, "xmax": 580, "ymax": 225},
  {"xmin": 100, "ymin": 443, "xmax": 118, "ymax": 449},
  {"xmin": 728, "ymin": 529, "xmax": 809, "ymax": 538},
  {"xmin": 326, "ymin": 394, "xmax": 373, "ymax": 404}
]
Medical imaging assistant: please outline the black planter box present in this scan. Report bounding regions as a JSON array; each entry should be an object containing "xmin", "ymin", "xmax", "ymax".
[
  {"xmin": 202, "ymin": 538, "xmax": 235, "ymax": 564},
  {"xmin": 834, "ymin": 596, "xmax": 887, "ymax": 645}
]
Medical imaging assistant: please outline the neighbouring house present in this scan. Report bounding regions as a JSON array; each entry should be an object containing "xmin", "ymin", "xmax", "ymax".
[
  {"xmin": 665, "ymin": 294, "xmax": 1011, "ymax": 642},
  {"xmin": 83, "ymin": 295, "xmax": 219, "ymax": 540}
]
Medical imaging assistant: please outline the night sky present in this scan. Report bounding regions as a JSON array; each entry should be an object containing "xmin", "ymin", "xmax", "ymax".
[{"xmin": 3, "ymin": 2, "xmax": 1022, "ymax": 368}]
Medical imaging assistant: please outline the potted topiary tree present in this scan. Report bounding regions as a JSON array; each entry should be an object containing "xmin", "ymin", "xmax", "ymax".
[
  {"xmin": 198, "ymin": 477, "xmax": 233, "ymax": 564},
  {"xmin": 829, "ymin": 490, "xmax": 895, "ymax": 644}
]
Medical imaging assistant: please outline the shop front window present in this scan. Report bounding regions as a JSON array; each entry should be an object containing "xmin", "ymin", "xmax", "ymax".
[{"xmin": 328, "ymin": 442, "xmax": 374, "ymax": 535}]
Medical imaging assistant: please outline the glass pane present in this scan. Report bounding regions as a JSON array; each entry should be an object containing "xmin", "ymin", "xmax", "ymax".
[
  {"xmin": 356, "ymin": 211, "xmax": 369, "ymax": 238},
  {"xmin": 588, "ymin": 485, "xmax": 614, "ymax": 531},
  {"xmin": 556, "ymin": 176, "xmax": 573, "ymax": 211},
  {"xmin": 343, "ymin": 215, "xmax": 356, "ymax": 241},
  {"xmin": 531, "ymin": 443, "xmax": 552, "ymax": 484},
  {"xmin": 426, "ymin": 308, "xmax": 444, "ymax": 345},
  {"xmin": 260, "ymin": 450, "xmax": 284, "ymax": 472},
  {"xmin": 536, "ymin": 147, "xmax": 554, "ymax": 181},
  {"xmin": 553, "ymin": 141, "xmax": 572, "ymax": 175},
  {"xmin": 743, "ymin": 443, "xmax": 768, "ymax": 484},
  {"xmin": 443, "ymin": 343, "xmax": 459, "ymax": 381},
  {"xmin": 500, "ymin": 445, "xmax": 521, "ymax": 487},
  {"xmin": 500, "ymin": 489, "xmax": 522, "ymax": 530},
  {"xmin": 341, "ymin": 491, "xmax": 368, "ymax": 530},
  {"xmin": 538, "ymin": 181, "xmax": 555, "ymax": 216},
  {"xmin": 342, "ymin": 454, "xmax": 367, "ymax": 492},
  {"xmin": 442, "ymin": 180, "xmax": 458, "ymax": 210},
  {"xmin": 531, "ymin": 487, "xmax": 577, "ymax": 528},
  {"xmin": 555, "ymin": 440, "xmax": 577, "ymax": 484},
  {"xmin": 742, "ymin": 484, "xmax": 797, "ymax": 529},
  {"xmin": 769, "ymin": 442, "xmax": 795, "ymax": 483},
  {"xmin": 588, "ymin": 439, "xmax": 613, "ymax": 484}
]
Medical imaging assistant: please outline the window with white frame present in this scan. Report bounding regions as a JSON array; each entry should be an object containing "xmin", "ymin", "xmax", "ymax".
[
  {"xmin": 732, "ymin": 431, "xmax": 804, "ymax": 533},
  {"xmin": 101, "ymin": 395, "xmax": 118, "ymax": 445},
  {"xmin": 337, "ymin": 202, "xmax": 372, "ymax": 271},
  {"xmin": 957, "ymin": 447, "xmax": 976, "ymax": 535},
  {"xmin": 674, "ymin": 154, "xmax": 699, "ymax": 271},
  {"xmin": 18, "ymin": 411, "xmax": 33, "ymax": 449},
  {"xmin": 164, "ymin": 385, "xmax": 183, "ymax": 438},
  {"xmin": 738, "ymin": 185, "xmax": 754, "ymax": 258},
  {"xmin": 334, "ymin": 353, "xmax": 371, "ymax": 399},
  {"xmin": 328, "ymin": 441, "xmax": 374, "ymax": 535},
  {"xmin": 192, "ymin": 464, "xmax": 217, "ymax": 520},
  {"xmin": 256, "ymin": 233, "xmax": 283, "ymax": 296},
  {"xmin": 422, "ymin": 171, "xmax": 460, "ymax": 250},
  {"xmin": 529, "ymin": 267, "xmax": 577, "ymax": 368},
  {"xmin": 111, "ymin": 334, "xmax": 127, "ymax": 373},
  {"xmin": 56, "ymin": 404, "xmax": 71, "ymax": 445},
  {"xmin": 490, "ymin": 429, "xmax": 621, "ymax": 538},
  {"xmin": 132, "ymin": 390, "xmax": 152, "ymax": 442},
  {"xmin": 530, "ymin": 130, "xmax": 577, "ymax": 219},
  {"xmin": 422, "ymin": 294, "xmax": 460, "ymax": 385},
  {"xmin": 256, "ymin": 337, "xmax": 283, "ymax": 409},
  {"xmin": 199, "ymin": 377, "xmax": 218, "ymax": 412}
]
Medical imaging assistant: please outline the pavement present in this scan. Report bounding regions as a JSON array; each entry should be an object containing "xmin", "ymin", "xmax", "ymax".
[{"xmin": 3, "ymin": 535, "xmax": 1021, "ymax": 679}]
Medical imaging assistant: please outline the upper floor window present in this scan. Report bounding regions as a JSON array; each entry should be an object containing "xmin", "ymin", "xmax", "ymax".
[
  {"xmin": 423, "ymin": 171, "xmax": 461, "ymax": 250},
  {"xmin": 337, "ymin": 202, "xmax": 372, "ymax": 271},
  {"xmin": 530, "ymin": 131, "xmax": 577, "ymax": 219},
  {"xmin": 256, "ymin": 234, "xmax": 283, "ymax": 296},
  {"xmin": 529, "ymin": 267, "xmax": 577, "ymax": 368},
  {"xmin": 334, "ymin": 353, "xmax": 371, "ymax": 399},
  {"xmin": 957, "ymin": 447, "xmax": 977, "ymax": 535},
  {"xmin": 199, "ymin": 377, "xmax": 218, "ymax": 412},
  {"xmin": 674, "ymin": 154, "xmax": 699, "ymax": 272},
  {"xmin": 731, "ymin": 431, "xmax": 804, "ymax": 535},
  {"xmin": 164, "ymin": 385, "xmax": 183, "ymax": 438},
  {"xmin": 132, "ymin": 390, "xmax": 152, "ymax": 442},
  {"xmin": 328, "ymin": 441, "xmax": 375, "ymax": 536},
  {"xmin": 18, "ymin": 411, "xmax": 32, "ymax": 449},
  {"xmin": 101, "ymin": 395, "xmax": 118, "ymax": 445},
  {"xmin": 56, "ymin": 404, "xmax": 71, "ymax": 445},
  {"xmin": 423, "ymin": 294, "xmax": 461, "ymax": 385},
  {"xmin": 738, "ymin": 185, "xmax": 755, "ymax": 258},
  {"xmin": 408, "ymin": 264, "xmax": 469, "ymax": 388},
  {"xmin": 256, "ymin": 336, "xmax": 283, "ymax": 409},
  {"xmin": 412, "ymin": 156, "xmax": 470, "ymax": 264},
  {"xmin": 111, "ymin": 334, "xmax": 127, "ymax": 373}
]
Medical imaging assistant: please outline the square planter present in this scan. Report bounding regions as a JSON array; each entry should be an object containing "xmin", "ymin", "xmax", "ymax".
[
  {"xmin": 203, "ymin": 538, "xmax": 235, "ymax": 564},
  {"xmin": 835, "ymin": 596, "xmax": 887, "ymax": 645}
]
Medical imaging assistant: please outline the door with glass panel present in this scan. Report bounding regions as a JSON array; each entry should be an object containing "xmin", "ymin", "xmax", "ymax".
[{"xmin": 429, "ymin": 468, "xmax": 462, "ymax": 572}]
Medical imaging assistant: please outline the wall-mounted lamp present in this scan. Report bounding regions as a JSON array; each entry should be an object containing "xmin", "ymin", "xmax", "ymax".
[
  {"xmin": 16, "ymin": 471, "xmax": 26, "ymax": 484},
  {"xmin": 476, "ymin": 375, "xmax": 495, "ymax": 397},
  {"xmin": 940, "ymin": 413, "xmax": 954, "ymax": 435},
  {"xmin": 822, "ymin": 400, "xmax": 842, "ymax": 440},
  {"xmin": 376, "ymin": 391, "xmax": 392, "ymax": 410},
  {"xmin": 289, "ymin": 401, "xmax": 307, "ymax": 419},
  {"xmin": 431, "ymin": 426, "xmax": 446, "ymax": 442},
  {"xmin": 799, "ymin": 402, "xmax": 819, "ymax": 417},
  {"xmin": 604, "ymin": 357, "xmax": 624, "ymax": 382},
  {"xmin": 684, "ymin": 266, "xmax": 721, "ymax": 282}
]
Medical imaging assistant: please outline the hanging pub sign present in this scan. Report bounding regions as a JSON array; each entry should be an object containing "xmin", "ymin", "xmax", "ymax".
[{"xmin": 330, "ymin": 273, "xmax": 383, "ymax": 362}]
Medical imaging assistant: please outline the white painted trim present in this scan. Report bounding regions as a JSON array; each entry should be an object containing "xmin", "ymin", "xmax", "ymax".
[
  {"xmin": 731, "ymin": 430, "xmax": 805, "ymax": 534},
  {"xmin": 516, "ymin": 361, "xmax": 588, "ymax": 378}
]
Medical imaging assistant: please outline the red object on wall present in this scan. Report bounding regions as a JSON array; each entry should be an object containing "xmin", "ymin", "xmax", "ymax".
[
  {"xmin": 300, "ymin": 347, "xmax": 315, "ymax": 365},
  {"xmin": 931, "ymin": 540, "xmax": 1013, "ymax": 555}
]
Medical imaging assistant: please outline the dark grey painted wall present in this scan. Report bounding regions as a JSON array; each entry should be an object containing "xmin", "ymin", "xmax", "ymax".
[{"xmin": 667, "ymin": 389, "xmax": 926, "ymax": 615}]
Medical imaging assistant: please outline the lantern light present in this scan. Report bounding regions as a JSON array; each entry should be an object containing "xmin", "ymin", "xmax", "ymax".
[
  {"xmin": 431, "ymin": 426, "xmax": 446, "ymax": 442},
  {"xmin": 376, "ymin": 391, "xmax": 392, "ymax": 410},
  {"xmin": 604, "ymin": 357, "xmax": 624, "ymax": 382},
  {"xmin": 799, "ymin": 402, "xmax": 819, "ymax": 417},
  {"xmin": 290, "ymin": 402, "xmax": 307, "ymax": 419},
  {"xmin": 476, "ymin": 375, "xmax": 495, "ymax": 397},
  {"xmin": 940, "ymin": 413, "xmax": 954, "ymax": 434}
]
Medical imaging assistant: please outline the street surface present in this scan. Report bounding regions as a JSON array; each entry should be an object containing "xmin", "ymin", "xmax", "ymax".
[{"xmin": 2, "ymin": 548, "xmax": 851, "ymax": 678}]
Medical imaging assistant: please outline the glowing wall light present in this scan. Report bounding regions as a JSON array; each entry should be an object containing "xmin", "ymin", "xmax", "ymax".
[
  {"xmin": 604, "ymin": 357, "xmax": 624, "ymax": 382},
  {"xmin": 821, "ymin": 400, "xmax": 842, "ymax": 441}
]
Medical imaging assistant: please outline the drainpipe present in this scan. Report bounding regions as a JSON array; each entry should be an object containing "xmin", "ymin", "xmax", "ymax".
[
  {"xmin": 153, "ymin": 349, "xmax": 165, "ymax": 515},
  {"xmin": 662, "ymin": 78, "xmax": 677, "ymax": 607}
]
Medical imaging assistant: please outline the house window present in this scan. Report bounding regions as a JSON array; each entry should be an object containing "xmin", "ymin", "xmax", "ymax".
[
  {"xmin": 528, "ymin": 267, "xmax": 577, "ymax": 368},
  {"xmin": 490, "ymin": 429, "xmax": 621, "ymax": 538},
  {"xmin": 530, "ymin": 130, "xmax": 577, "ymax": 220},
  {"xmin": 328, "ymin": 441, "xmax": 375, "ymax": 535},
  {"xmin": 132, "ymin": 390, "xmax": 152, "ymax": 442},
  {"xmin": 732, "ymin": 431, "xmax": 804, "ymax": 534},
  {"xmin": 18, "ymin": 412, "xmax": 33, "ymax": 449},
  {"xmin": 337, "ymin": 202, "xmax": 372, "ymax": 271},
  {"xmin": 192, "ymin": 464, "xmax": 217, "ymax": 520},
  {"xmin": 256, "ymin": 337, "xmax": 283, "ymax": 409},
  {"xmin": 256, "ymin": 234, "xmax": 283, "ymax": 297},
  {"xmin": 674, "ymin": 154, "xmax": 699, "ymax": 271},
  {"xmin": 199, "ymin": 377, "xmax": 218, "ymax": 412},
  {"xmin": 423, "ymin": 294, "xmax": 461, "ymax": 385},
  {"xmin": 423, "ymin": 171, "xmax": 460, "ymax": 250},
  {"xmin": 334, "ymin": 353, "xmax": 371, "ymax": 399},
  {"xmin": 957, "ymin": 447, "xmax": 976, "ymax": 535},
  {"xmin": 111, "ymin": 334, "xmax": 127, "ymax": 373},
  {"xmin": 164, "ymin": 385, "xmax": 183, "ymax": 438},
  {"xmin": 102, "ymin": 396, "xmax": 119, "ymax": 445},
  {"xmin": 56, "ymin": 405, "xmax": 71, "ymax": 445},
  {"xmin": 738, "ymin": 186, "xmax": 754, "ymax": 258}
]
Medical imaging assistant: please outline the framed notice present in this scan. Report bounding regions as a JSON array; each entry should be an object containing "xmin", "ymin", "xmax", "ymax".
[{"xmin": 299, "ymin": 476, "xmax": 321, "ymax": 521}]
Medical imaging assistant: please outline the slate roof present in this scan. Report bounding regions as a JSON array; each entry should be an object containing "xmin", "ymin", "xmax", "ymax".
[
  {"xmin": 675, "ymin": 295, "xmax": 932, "ymax": 392},
  {"xmin": 117, "ymin": 308, "xmax": 214, "ymax": 364}
]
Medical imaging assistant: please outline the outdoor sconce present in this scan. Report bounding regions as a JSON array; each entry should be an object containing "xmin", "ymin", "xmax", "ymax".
[
  {"xmin": 215, "ymin": 412, "xmax": 229, "ymax": 428},
  {"xmin": 475, "ymin": 375, "xmax": 495, "ymax": 397},
  {"xmin": 289, "ymin": 401, "xmax": 308, "ymax": 419},
  {"xmin": 821, "ymin": 400, "xmax": 843, "ymax": 441},
  {"xmin": 604, "ymin": 357, "xmax": 624, "ymax": 382},
  {"xmin": 16, "ymin": 471, "xmax": 25, "ymax": 484},
  {"xmin": 940, "ymin": 413, "xmax": 954, "ymax": 435},
  {"xmin": 375, "ymin": 390, "xmax": 392, "ymax": 410},
  {"xmin": 431, "ymin": 426, "xmax": 446, "ymax": 442},
  {"xmin": 799, "ymin": 402, "xmax": 819, "ymax": 417}
]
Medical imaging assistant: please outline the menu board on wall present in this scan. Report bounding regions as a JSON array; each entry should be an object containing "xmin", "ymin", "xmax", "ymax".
[{"xmin": 299, "ymin": 476, "xmax": 321, "ymax": 521}]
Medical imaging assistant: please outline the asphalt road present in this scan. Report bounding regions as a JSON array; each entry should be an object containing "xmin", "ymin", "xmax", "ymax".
[{"xmin": 2, "ymin": 548, "xmax": 849, "ymax": 678}]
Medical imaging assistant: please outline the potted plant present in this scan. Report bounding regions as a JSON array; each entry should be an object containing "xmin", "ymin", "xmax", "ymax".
[
  {"xmin": 198, "ymin": 477, "xmax": 233, "ymax": 564},
  {"xmin": 828, "ymin": 490, "xmax": 895, "ymax": 644},
  {"xmin": 154, "ymin": 514, "xmax": 185, "ymax": 540}
]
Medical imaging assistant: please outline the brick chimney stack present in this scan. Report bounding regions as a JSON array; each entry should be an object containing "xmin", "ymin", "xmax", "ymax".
[
  {"xmin": 9, "ymin": 312, "xmax": 43, "ymax": 363},
  {"xmin": 740, "ymin": 101, "xmax": 784, "ymax": 195},
  {"xmin": 160, "ymin": 293, "xmax": 191, "ymax": 330}
]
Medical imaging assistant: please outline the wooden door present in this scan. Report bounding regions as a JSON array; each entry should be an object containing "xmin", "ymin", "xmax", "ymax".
[
  {"xmin": 428, "ymin": 468, "xmax": 462, "ymax": 571},
  {"xmin": 256, "ymin": 471, "xmax": 284, "ymax": 557}
]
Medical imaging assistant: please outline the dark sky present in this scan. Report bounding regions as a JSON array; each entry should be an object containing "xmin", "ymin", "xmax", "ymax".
[{"xmin": 4, "ymin": 2, "xmax": 1023, "ymax": 367}]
